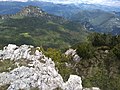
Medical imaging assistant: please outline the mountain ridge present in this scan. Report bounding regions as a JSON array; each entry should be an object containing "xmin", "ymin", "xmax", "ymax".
[
  {"xmin": 0, "ymin": 5, "xmax": 88, "ymax": 49},
  {"xmin": 0, "ymin": 1, "xmax": 120, "ymax": 15},
  {"xmin": 69, "ymin": 9, "xmax": 120, "ymax": 34},
  {"xmin": 0, "ymin": 0, "xmax": 120, "ymax": 7},
  {"xmin": 0, "ymin": 2, "xmax": 120, "ymax": 35}
]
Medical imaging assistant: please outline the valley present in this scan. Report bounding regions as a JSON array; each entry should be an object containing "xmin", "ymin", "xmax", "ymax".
[
  {"xmin": 0, "ymin": 1, "xmax": 120, "ymax": 35},
  {"xmin": 0, "ymin": 1, "xmax": 120, "ymax": 90},
  {"xmin": 0, "ymin": 5, "xmax": 88, "ymax": 49}
]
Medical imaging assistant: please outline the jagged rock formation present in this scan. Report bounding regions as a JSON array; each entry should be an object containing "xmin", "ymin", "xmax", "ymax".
[
  {"xmin": 0, "ymin": 44, "xmax": 100, "ymax": 90},
  {"xmin": 63, "ymin": 75, "xmax": 82, "ymax": 90},
  {"xmin": 0, "ymin": 44, "xmax": 82, "ymax": 90},
  {"xmin": 0, "ymin": 5, "xmax": 66, "ymax": 22},
  {"xmin": 0, "ymin": 5, "xmax": 47, "ymax": 19},
  {"xmin": 65, "ymin": 49, "xmax": 82, "ymax": 62},
  {"xmin": 17, "ymin": 5, "xmax": 47, "ymax": 17}
]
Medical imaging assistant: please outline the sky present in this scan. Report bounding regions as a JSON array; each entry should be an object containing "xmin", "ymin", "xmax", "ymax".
[{"xmin": 0, "ymin": 0, "xmax": 120, "ymax": 6}]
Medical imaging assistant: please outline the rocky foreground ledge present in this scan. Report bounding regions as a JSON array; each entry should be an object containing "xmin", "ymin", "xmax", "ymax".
[{"xmin": 0, "ymin": 44, "xmax": 100, "ymax": 90}]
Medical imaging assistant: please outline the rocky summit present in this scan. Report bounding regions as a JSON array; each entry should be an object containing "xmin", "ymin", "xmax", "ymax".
[
  {"xmin": 0, "ymin": 44, "xmax": 100, "ymax": 90},
  {"xmin": 17, "ymin": 5, "xmax": 47, "ymax": 17}
]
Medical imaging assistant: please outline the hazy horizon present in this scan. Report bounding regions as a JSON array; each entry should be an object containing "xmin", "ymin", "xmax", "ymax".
[{"xmin": 0, "ymin": 0, "xmax": 120, "ymax": 6}]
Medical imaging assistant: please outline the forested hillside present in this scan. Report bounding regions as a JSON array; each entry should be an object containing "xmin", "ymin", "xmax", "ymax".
[{"xmin": 0, "ymin": 6, "xmax": 88, "ymax": 49}]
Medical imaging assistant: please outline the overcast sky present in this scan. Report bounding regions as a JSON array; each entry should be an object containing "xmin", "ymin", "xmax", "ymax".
[{"xmin": 0, "ymin": 0, "xmax": 120, "ymax": 6}]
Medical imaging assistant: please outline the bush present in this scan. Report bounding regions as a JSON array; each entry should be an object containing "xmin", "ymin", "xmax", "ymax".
[
  {"xmin": 112, "ymin": 44, "xmax": 120, "ymax": 59},
  {"xmin": 111, "ymin": 35, "xmax": 120, "ymax": 46},
  {"xmin": 43, "ymin": 48, "xmax": 72, "ymax": 81},
  {"xmin": 76, "ymin": 43, "xmax": 95, "ymax": 59},
  {"xmin": 89, "ymin": 33, "xmax": 112, "ymax": 47},
  {"xmin": 0, "ymin": 60, "xmax": 17, "ymax": 73},
  {"xmin": 0, "ymin": 84, "xmax": 10, "ymax": 90},
  {"xmin": 44, "ymin": 48, "xmax": 63, "ymax": 63}
]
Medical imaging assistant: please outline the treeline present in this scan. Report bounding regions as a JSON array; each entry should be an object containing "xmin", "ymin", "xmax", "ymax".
[{"xmin": 72, "ymin": 33, "xmax": 120, "ymax": 59}]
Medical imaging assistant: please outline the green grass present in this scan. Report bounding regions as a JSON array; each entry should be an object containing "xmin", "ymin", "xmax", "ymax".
[
  {"xmin": 0, "ymin": 60, "xmax": 17, "ymax": 73},
  {"xmin": 0, "ymin": 84, "xmax": 10, "ymax": 90}
]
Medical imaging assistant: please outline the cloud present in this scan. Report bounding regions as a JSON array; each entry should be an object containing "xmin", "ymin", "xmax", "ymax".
[
  {"xmin": 0, "ymin": 0, "xmax": 28, "ymax": 2},
  {"xmin": 0, "ymin": 0, "xmax": 120, "ymax": 6},
  {"xmin": 33, "ymin": 0, "xmax": 120, "ymax": 6}
]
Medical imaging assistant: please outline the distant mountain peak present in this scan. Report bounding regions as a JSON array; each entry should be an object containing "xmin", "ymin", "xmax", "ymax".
[{"xmin": 17, "ymin": 5, "xmax": 47, "ymax": 17}]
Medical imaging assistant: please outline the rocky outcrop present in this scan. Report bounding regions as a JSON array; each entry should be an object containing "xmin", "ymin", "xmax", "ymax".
[
  {"xmin": 0, "ymin": 44, "xmax": 100, "ymax": 90},
  {"xmin": 65, "ymin": 49, "xmax": 82, "ymax": 62},
  {"xmin": 0, "ymin": 44, "xmax": 82, "ymax": 90},
  {"xmin": 63, "ymin": 75, "xmax": 82, "ymax": 90},
  {"xmin": 0, "ymin": 44, "xmax": 42, "ymax": 61},
  {"xmin": 18, "ymin": 5, "xmax": 47, "ymax": 17},
  {"xmin": 83, "ymin": 87, "xmax": 100, "ymax": 90}
]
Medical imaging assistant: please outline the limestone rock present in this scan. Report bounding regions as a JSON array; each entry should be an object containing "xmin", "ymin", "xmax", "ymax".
[
  {"xmin": 0, "ymin": 44, "xmax": 43, "ymax": 61},
  {"xmin": 63, "ymin": 75, "xmax": 82, "ymax": 90},
  {"xmin": 0, "ymin": 44, "xmax": 100, "ymax": 90},
  {"xmin": 73, "ymin": 54, "xmax": 81, "ymax": 62},
  {"xmin": 83, "ymin": 87, "xmax": 100, "ymax": 90},
  {"xmin": 0, "ymin": 44, "xmax": 63, "ymax": 90},
  {"xmin": 65, "ymin": 49, "xmax": 76, "ymax": 56},
  {"xmin": 65, "ymin": 49, "xmax": 82, "ymax": 62}
]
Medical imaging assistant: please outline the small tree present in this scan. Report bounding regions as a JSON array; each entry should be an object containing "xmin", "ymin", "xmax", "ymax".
[
  {"xmin": 112, "ymin": 43, "xmax": 120, "ymax": 59},
  {"xmin": 76, "ymin": 43, "xmax": 95, "ymax": 59}
]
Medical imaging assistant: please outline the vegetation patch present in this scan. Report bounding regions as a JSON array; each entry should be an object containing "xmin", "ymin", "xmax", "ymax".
[
  {"xmin": 0, "ymin": 84, "xmax": 10, "ymax": 90},
  {"xmin": 0, "ymin": 60, "xmax": 17, "ymax": 73}
]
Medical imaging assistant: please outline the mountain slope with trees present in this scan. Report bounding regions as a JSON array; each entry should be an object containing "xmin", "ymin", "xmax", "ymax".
[
  {"xmin": 0, "ymin": 5, "xmax": 89, "ymax": 49},
  {"xmin": 70, "ymin": 9, "xmax": 120, "ymax": 34}
]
